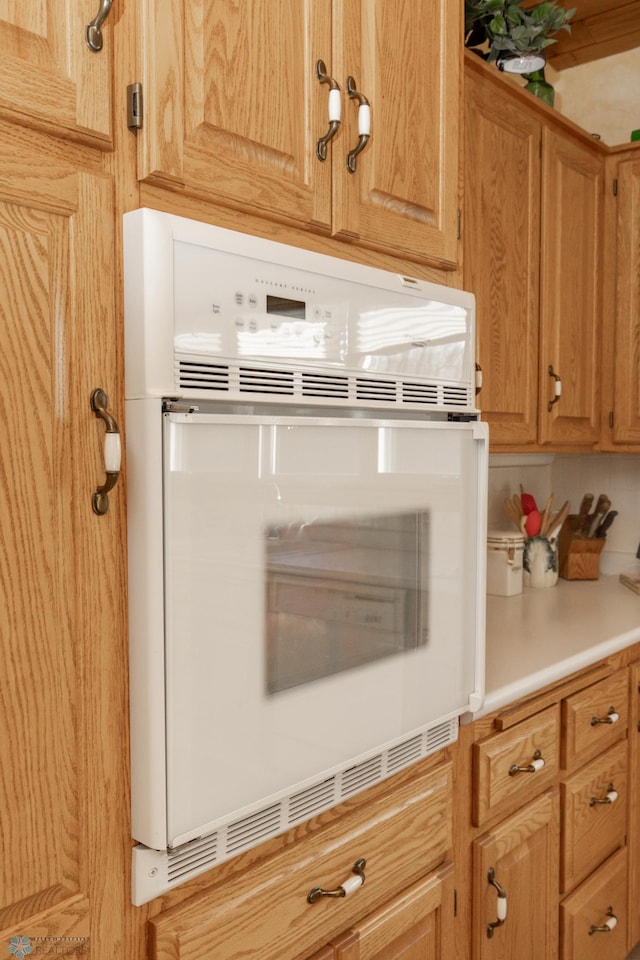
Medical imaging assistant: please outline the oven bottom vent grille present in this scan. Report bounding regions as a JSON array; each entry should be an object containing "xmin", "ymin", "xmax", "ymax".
[
  {"xmin": 175, "ymin": 357, "xmax": 473, "ymax": 410},
  {"xmin": 132, "ymin": 716, "xmax": 459, "ymax": 905}
]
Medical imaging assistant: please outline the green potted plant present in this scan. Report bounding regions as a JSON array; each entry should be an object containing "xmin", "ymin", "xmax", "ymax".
[{"xmin": 465, "ymin": 1, "xmax": 574, "ymax": 105}]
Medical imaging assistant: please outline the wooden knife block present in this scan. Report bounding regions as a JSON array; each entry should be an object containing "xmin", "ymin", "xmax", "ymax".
[{"xmin": 558, "ymin": 515, "xmax": 606, "ymax": 580}]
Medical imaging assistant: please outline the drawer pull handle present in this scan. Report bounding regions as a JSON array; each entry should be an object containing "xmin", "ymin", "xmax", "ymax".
[
  {"xmin": 307, "ymin": 858, "xmax": 366, "ymax": 904},
  {"xmin": 589, "ymin": 906, "xmax": 617, "ymax": 935},
  {"xmin": 487, "ymin": 868, "xmax": 507, "ymax": 938},
  {"xmin": 91, "ymin": 388, "xmax": 121, "ymax": 515},
  {"xmin": 591, "ymin": 707, "xmax": 619, "ymax": 726},
  {"xmin": 509, "ymin": 749, "xmax": 544, "ymax": 776},
  {"xmin": 590, "ymin": 783, "xmax": 618, "ymax": 806}
]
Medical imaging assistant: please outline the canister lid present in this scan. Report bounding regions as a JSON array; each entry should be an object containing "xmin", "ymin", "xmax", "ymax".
[{"xmin": 487, "ymin": 528, "xmax": 525, "ymax": 545}]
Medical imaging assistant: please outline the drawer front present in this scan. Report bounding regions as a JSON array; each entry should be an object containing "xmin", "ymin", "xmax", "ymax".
[
  {"xmin": 560, "ymin": 847, "xmax": 628, "ymax": 960},
  {"xmin": 149, "ymin": 763, "xmax": 452, "ymax": 960},
  {"xmin": 561, "ymin": 738, "xmax": 627, "ymax": 893},
  {"xmin": 472, "ymin": 705, "xmax": 559, "ymax": 826},
  {"xmin": 562, "ymin": 669, "xmax": 628, "ymax": 770}
]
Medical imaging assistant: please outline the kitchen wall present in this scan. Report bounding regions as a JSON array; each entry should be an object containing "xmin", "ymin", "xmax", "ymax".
[
  {"xmin": 547, "ymin": 47, "xmax": 640, "ymax": 146},
  {"xmin": 488, "ymin": 453, "xmax": 640, "ymax": 575}
]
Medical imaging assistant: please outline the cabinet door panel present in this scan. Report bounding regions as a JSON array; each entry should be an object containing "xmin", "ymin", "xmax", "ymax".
[
  {"xmin": 560, "ymin": 847, "xmax": 628, "ymax": 960},
  {"xmin": 0, "ymin": 136, "xmax": 126, "ymax": 954},
  {"xmin": 473, "ymin": 792, "xmax": 559, "ymax": 960},
  {"xmin": 538, "ymin": 129, "xmax": 602, "ymax": 446},
  {"xmin": 611, "ymin": 157, "xmax": 640, "ymax": 443},
  {"xmin": 329, "ymin": 864, "xmax": 454, "ymax": 960},
  {"xmin": 0, "ymin": 2, "xmax": 112, "ymax": 145},
  {"xmin": 333, "ymin": 0, "xmax": 460, "ymax": 267},
  {"xmin": 464, "ymin": 67, "xmax": 541, "ymax": 445},
  {"xmin": 138, "ymin": 0, "xmax": 331, "ymax": 230}
]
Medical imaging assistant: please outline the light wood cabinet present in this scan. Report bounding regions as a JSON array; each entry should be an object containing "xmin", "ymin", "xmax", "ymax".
[
  {"xmin": 538, "ymin": 127, "xmax": 602, "ymax": 447},
  {"xmin": 322, "ymin": 863, "xmax": 455, "ymax": 960},
  {"xmin": 472, "ymin": 791, "xmax": 559, "ymax": 960},
  {"xmin": 560, "ymin": 738, "xmax": 627, "ymax": 893},
  {"xmin": 603, "ymin": 151, "xmax": 640, "ymax": 448},
  {"xmin": 148, "ymin": 763, "xmax": 453, "ymax": 960},
  {"xmin": 0, "ymin": 2, "xmax": 113, "ymax": 147},
  {"xmin": 135, "ymin": 0, "xmax": 461, "ymax": 268},
  {"xmin": 0, "ymin": 125, "xmax": 127, "ymax": 954},
  {"xmin": 464, "ymin": 61, "xmax": 541, "ymax": 446},
  {"xmin": 464, "ymin": 55, "xmax": 604, "ymax": 450},
  {"xmin": 472, "ymin": 705, "xmax": 559, "ymax": 827},
  {"xmin": 560, "ymin": 847, "xmax": 628, "ymax": 960}
]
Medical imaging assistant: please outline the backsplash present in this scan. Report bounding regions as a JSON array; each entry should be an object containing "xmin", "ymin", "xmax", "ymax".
[{"xmin": 488, "ymin": 453, "xmax": 640, "ymax": 576}]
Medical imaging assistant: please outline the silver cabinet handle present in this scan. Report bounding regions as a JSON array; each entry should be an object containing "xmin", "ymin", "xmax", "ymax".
[
  {"xmin": 91, "ymin": 388, "xmax": 121, "ymax": 515},
  {"xmin": 307, "ymin": 858, "xmax": 366, "ymax": 903},
  {"xmin": 589, "ymin": 906, "xmax": 617, "ymax": 934},
  {"xmin": 487, "ymin": 868, "xmax": 507, "ymax": 938},
  {"xmin": 590, "ymin": 783, "xmax": 618, "ymax": 806},
  {"xmin": 509, "ymin": 749, "xmax": 545, "ymax": 776},
  {"xmin": 86, "ymin": 0, "xmax": 113, "ymax": 52},
  {"xmin": 591, "ymin": 706, "xmax": 620, "ymax": 726},
  {"xmin": 346, "ymin": 76, "xmax": 371, "ymax": 173},
  {"xmin": 316, "ymin": 60, "xmax": 341, "ymax": 161}
]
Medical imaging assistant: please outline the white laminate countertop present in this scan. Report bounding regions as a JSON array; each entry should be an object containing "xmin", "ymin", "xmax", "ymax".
[{"xmin": 480, "ymin": 574, "xmax": 640, "ymax": 718}]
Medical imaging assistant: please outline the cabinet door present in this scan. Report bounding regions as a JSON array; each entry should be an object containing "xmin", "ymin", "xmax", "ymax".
[
  {"xmin": 0, "ymin": 131, "xmax": 126, "ymax": 955},
  {"xmin": 0, "ymin": 2, "xmax": 112, "ymax": 146},
  {"xmin": 538, "ymin": 129, "xmax": 602, "ymax": 446},
  {"xmin": 473, "ymin": 792, "xmax": 559, "ymax": 960},
  {"xmin": 137, "ymin": 0, "xmax": 331, "ymax": 231},
  {"xmin": 610, "ymin": 156, "xmax": 640, "ymax": 444},
  {"xmin": 332, "ymin": 0, "xmax": 461, "ymax": 268},
  {"xmin": 628, "ymin": 662, "xmax": 640, "ymax": 950},
  {"xmin": 464, "ymin": 65, "xmax": 541, "ymax": 446},
  {"xmin": 326, "ymin": 863, "xmax": 454, "ymax": 960}
]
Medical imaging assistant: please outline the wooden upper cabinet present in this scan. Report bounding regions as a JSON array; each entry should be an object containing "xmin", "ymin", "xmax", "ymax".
[
  {"xmin": 136, "ymin": 0, "xmax": 461, "ymax": 268},
  {"xmin": 138, "ymin": 0, "xmax": 332, "ymax": 231},
  {"xmin": 610, "ymin": 155, "xmax": 640, "ymax": 444},
  {"xmin": 331, "ymin": 0, "xmax": 461, "ymax": 267},
  {"xmin": 464, "ymin": 70, "xmax": 541, "ymax": 446},
  {"xmin": 0, "ymin": 2, "xmax": 113, "ymax": 147},
  {"xmin": 538, "ymin": 128, "xmax": 602, "ymax": 446}
]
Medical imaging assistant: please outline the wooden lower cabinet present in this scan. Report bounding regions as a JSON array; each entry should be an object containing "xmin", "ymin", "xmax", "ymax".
[
  {"xmin": 318, "ymin": 862, "xmax": 455, "ymax": 960},
  {"xmin": 560, "ymin": 847, "xmax": 628, "ymax": 960},
  {"xmin": 472, "ymin": 791, "xmax": 559, "ymax": 960}
]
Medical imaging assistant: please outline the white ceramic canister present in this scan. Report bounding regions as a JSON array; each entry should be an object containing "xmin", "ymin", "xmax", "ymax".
[{"xmin": 487, "ymin": 529, "xmax": 525, "ymax": 597}]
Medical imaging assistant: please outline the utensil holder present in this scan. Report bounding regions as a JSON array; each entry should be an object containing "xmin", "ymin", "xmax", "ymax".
[{"xmin": 558, "ymin": 515, "xmax": 606, "ymax": 580}]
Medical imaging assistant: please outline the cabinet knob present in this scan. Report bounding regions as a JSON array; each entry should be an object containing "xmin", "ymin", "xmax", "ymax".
[
  {"xmin": 547, "ymin": 365, "xmax": 562, "ymax": 412},
  {"xmin": 590, "ymin": 706, "xmax": 619, "ymax": 726},
  {"xmin": 509, "ymin": 749, "xmax": 544, "ymax": 776},
  {"xmin": 91, "ymin": 388, "xmax": 121, "ymax": 515},
  {"xmin": 345, "ymin": 76, "xmax": 371, "ymax": 173},
  {"xmin": 487, "ymin": 868, "xmax": 507, "ymax": 938},
  {"xmin": 589, "ymin": 783, "xmax": 618, "ymax": 806},
  {"xmin": 315, "ymin": 61, "xmax": 342, "ymax": 162},
  {"xmin": 307, "ymin": 858, "xmax": 366, "ymax": 904},
  {"xmin": 86, "ymin": 0, "xmax": 113, "ymax": 51},
  {"xmin": 589, "ymin": 906, "xmax": 617, "ymax": 935}
]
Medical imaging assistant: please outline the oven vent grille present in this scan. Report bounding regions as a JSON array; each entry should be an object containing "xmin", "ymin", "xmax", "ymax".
[
  {"xmin": 342, "ymin": 755, "xmax": 385, "ymax": 796},
  {"xmin": 132, "ymin": 717, "xmax": 459, "ymax": 904},
  {"xmin": 175, "ymin": 357, "xmax": 473, "ymax": 410},
  {"xmin": 167, "ymin": 832, "xmax": 218, "ymax": 884}
]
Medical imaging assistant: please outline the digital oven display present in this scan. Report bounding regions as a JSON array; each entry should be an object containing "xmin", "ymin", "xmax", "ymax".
[{"xmin": 266, "ymin": 294, "xmax": 306, "ymax": 320}]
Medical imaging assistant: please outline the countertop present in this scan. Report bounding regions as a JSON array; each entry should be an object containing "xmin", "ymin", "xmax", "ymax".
[{"xmin": 481, "ymin": 574, "xmax": 640, "ymax": 717}]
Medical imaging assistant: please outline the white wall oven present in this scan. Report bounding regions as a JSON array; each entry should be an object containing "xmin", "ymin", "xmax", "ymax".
[{"xmin": 124, "ymin": 210, "xmax": 488, "ymax": 904}]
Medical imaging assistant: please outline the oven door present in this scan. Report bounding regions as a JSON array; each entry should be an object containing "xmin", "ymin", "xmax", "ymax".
[{"xmin": 128, "ymin": 404, "xmax": 487, "ymax": 850}]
